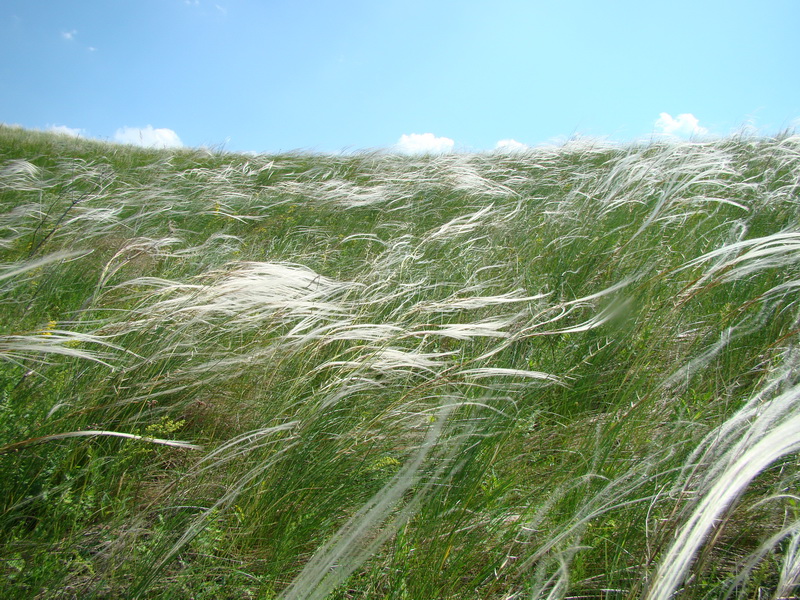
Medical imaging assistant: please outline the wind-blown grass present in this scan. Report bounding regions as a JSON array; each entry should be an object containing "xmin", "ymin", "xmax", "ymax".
[{"xmin": 1, "ymin": 124, "xmax": 800, "ymax": 598}]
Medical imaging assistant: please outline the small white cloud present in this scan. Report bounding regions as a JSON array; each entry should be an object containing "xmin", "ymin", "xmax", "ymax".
[
  {"xmin": 87, "ymin": 46, "xmax": 97, "ymax": 52},
  {"xmin": 395, "ymin": 133, "xmax": 454, "ymax": 155},
  {"xmin": 61, "ymin": 29, "xmax": 77, "ymax": 41},
  {"xmin": 654, "ymin": 113, "xmax": 708, "ymax": 138},
  {"xmin": 48, "ymin": 125, "xmax": 84, "ymax": 137},
  {"xmin": 494, "ymin": 139, "xmax": 529, "ymax": 153},
  {"xmin": 114, "ymin": 125, "xmax": 183, "ymax": 149}
]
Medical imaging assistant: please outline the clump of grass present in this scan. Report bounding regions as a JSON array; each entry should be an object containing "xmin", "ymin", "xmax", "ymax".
[{"xmin": 1, "ymin": 124, "xmax": 800, "ymax": 598}]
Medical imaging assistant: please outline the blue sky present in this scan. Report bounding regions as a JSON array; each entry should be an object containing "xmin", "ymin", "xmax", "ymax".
[{"xmin": 1, "ymin": 0, "xmax": 798, "ymax": 154}]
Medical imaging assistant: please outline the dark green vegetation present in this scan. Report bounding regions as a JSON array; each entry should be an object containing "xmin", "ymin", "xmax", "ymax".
[{"xmin": 1, "ymin": 124, "xmax": 800, "ymax": 599}]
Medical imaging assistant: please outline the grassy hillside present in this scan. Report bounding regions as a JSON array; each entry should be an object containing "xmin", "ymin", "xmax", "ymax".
[{"xmin": 1, "ymin": 124, "xmax": 800, "ymax": 599}]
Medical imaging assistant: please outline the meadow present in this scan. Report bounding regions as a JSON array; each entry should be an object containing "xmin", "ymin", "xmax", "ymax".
[{"xmin": 1, "ymin": 124, "xmax": 799, "ymax": 599}]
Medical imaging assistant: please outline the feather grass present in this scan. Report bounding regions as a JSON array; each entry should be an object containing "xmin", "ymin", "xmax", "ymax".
[{"xmin": 1, "ymin": 125, "xmax": 800, "ymax": 598}]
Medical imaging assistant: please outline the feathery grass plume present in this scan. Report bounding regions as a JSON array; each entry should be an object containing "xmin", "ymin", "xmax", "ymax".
[
  {"xmin": 279, "ymin": 403, "xmax": 455, "ymax": 600},
  {"xmin": 0, "ymin": 428, "xmax": 202, "ymax": 454},
  {"xmin": 646, "ymin": 373, "xmax": 800, "ymax": 599},
  {"xmin": 0, "ymin": 250, "xmax": 90, "ymax": 287},
  {"xmin": 0, "ymin": 329, "xmax": 124, "ymax": 368}
]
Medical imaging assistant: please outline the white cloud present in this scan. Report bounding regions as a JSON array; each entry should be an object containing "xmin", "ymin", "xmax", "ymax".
[
  {"xmin": 395, "ymin": 133, "xmax": 454, "ymax": 155},
  {"xmin": 48, "ymin": 125, "xmax": 84, "ymax": 137},
  {"xmin": 61, "ymin": 29, "xmax": 77, "ymax": 41},
  {"xmin": 114, "ymin": 125, "xmax": 183, "ymax": 149},
  {"xmin": 494, "ymin": 139, "xmax": 529, "ymax": 153},
  {"xmin": 654, "ymin": 113, "xmax": 708, "ymax": 138}
]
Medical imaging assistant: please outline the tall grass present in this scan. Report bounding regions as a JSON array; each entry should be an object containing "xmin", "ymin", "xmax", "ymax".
[{"xmin": 1, "ymin": 124, "xmax": 800, "ymax": 598}]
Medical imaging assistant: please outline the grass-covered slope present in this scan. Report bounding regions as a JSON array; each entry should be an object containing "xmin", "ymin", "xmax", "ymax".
[{"xmin": 1, "ymin": 124, "xmax": 800, "ymax": 599}]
